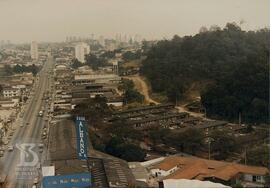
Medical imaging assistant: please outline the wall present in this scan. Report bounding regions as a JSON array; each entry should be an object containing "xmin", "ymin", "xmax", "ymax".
[{"xmin": 243, "ymin": 173, "xmax": 265, "ymax": 184}]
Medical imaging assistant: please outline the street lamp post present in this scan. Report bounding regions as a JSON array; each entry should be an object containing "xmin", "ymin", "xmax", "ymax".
[{"xmin": 207, "ymin": 137, "xmax": 214, "ymax": 160}]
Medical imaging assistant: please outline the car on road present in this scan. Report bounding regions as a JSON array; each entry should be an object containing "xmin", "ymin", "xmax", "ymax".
[
  {"xmin": 33, "ymin": 177, "xmax": 38, "ymax": 184},
  {"xmin": 0, "ymin": 150, "xmax": 4, "ymax": 157},
  {"xmin": 8, "ymin": 146, "xmax": 14, "ymax": 152},
  {"xmin": 38, "ymin": 110, "xmax": 43, "ymax": 117}
]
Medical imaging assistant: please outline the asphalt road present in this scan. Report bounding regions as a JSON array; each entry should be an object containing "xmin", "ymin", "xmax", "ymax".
[{"xmin": 0, "ymin": 56, "xmax": 54, "ymax": 188}]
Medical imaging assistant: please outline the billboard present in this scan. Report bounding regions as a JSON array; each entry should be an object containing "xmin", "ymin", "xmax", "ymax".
[
  {"xmin": 75, "ymin": 116, "xmax": 88, "ymax": 160},
  {"xmin": 42, "ymin": 172, "xmax": 91, "ymax": 188},
  {"xmin": 42, "ymin": 166, "xmax": 55, "ymax": 177}
]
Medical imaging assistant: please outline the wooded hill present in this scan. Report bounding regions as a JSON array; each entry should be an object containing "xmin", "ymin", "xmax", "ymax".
[{"xmin": 141, "ymin": 23, "xmax": 269, "ymax": 123}]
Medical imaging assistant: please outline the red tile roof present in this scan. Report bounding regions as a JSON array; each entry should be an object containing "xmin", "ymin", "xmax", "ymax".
[{"xmin": 154, "ymin": 156, "xmax": 269, "ymax": 181}]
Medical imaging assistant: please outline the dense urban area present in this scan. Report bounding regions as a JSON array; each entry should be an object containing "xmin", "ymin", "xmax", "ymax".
[{"xmin": 0, "ymin": 23, "xmax": 269, "ymax": 188}]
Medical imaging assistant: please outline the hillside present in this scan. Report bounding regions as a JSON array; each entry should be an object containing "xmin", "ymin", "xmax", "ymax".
[{"xmin": 141, "ymin": 23, "xmax": 270, "ymax": 123}]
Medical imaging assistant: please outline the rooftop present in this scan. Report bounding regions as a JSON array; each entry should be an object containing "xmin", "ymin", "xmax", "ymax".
[
  {"xmin": 47, "ymin": 119, "xmax": 136, "ymax": 188},
  {"xmin": 153, "ymin": 156, "xmax": 269, "ymax": 182}
]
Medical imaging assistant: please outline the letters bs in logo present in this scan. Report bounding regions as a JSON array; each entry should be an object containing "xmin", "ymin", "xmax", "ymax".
[{"xmin": 15, "ymin": 141, "xmax": 40, "ymax": 183}]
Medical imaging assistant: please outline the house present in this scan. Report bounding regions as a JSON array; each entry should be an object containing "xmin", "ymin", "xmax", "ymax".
[
  {"xmin": 0, "ymin": 98, "xmax": 19, "ymax": 108},
  {"xmin": 151, "ymin": 156, "xmax": 269, "ymax": 188},
  {"xmin": 2, "ymin": 86, "xmax": 21, "ymax": 98}
]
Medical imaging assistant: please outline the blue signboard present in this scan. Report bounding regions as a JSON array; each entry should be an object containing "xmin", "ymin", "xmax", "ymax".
[
  {"xmin": 42, "ymin": 172, "xmax": 91, "ymax": 188},
  {"xmin": 75, "ymin": 116, "xmax": 88, "ymax": 160}
]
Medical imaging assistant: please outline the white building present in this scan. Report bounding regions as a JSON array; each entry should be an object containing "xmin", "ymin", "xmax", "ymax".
[
  {"xmin": 74, "ymin": 73, "xmax": 121, "ymax": 84},
  {"xmin": 30, "ymin": 41, "xmax": 39, "ymax": 60},
  {"xmin": 98, "ymin": 36, "xmax": 105, "ymax": 47},
  {"xmin": 2, "ymin": 87, "xmax": 21, "ymax": 98},
  {"xmin": 75, "ymin": 42, "xmax": 90, "ymax": 63}
]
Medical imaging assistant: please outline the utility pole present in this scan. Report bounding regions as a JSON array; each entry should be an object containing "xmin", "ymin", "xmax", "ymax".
[
  {"xmin": 208, "ymin": 140, "xmax": 211, "ymax": 160},
  {"xmin": 238, "ymin": 111, "xmax": 242, "ymax": 125},
  {"xmin": 207, "ymin": 137, "xmax": 214, "ymax": 160},
  {"xmin": 244, "ymin": 147, "xmax": 247, "ymax": 165}
]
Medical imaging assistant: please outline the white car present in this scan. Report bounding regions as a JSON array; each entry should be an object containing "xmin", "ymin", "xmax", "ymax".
[
  {"xmin": 0, "ymin": 150, "xmax": 4, "ymax": 157},
  {"xmin": 33, "ymin": 177, "xmax": 38, "ymax": 184}
]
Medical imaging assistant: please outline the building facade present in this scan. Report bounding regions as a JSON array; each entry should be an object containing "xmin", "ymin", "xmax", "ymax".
[
  {"xmin": 30, "ymin": 41, "xmax": 38, "ymax": 60},
  {"xmin": 75, "ymin": 42, "xmax": 90, "ymax": 63}
]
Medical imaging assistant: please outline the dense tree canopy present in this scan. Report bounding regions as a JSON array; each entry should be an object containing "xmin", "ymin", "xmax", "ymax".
[
  {"xmin": 119, "ymin": 79, "xmax": 145, "ymax": 104},
  {"xmin": 141, "ymin": 23, "xmax": 269, "ymax": 123},
  {"xmin": 72, "ymin": 96, "xmax": 112, "ymax": 128},
  {"xmin": 72, "ymin": 53, "xmax": 107, "ymax": 70},
  {"xmin": 122, "ymin": 51, "xmax": 141, "ymax": 62},
  {"xmin": 246, "ymin": 145, "xmax": 270, "ymax": 168},
  {"xmin": 209, "ymin": 130, "xmax": 236, "ymax": 160},
  {"xmin": 105, "ymin": 137, "xmax": 146, "ymax": 162},
  {"xmin": 3, "ymin": 64, "xmax": 39, "ymax": 76},
  {"xmin": 164, "ymin": 128, "xmax": 204, "ymax": 155}
]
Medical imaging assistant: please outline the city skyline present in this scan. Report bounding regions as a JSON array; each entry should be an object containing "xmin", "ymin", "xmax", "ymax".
[{"xmin": 0, "ymin": 0, "xmax": 269, "ymax": 43}]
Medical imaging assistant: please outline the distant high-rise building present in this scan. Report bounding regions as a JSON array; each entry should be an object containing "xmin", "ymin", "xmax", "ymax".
[
  {"xmin": 31, "ymin": 41, "xmax": 39, "ymax": 60},
  {"xmin": 134, "ymin": 34, "xmax": 142, "ymax": 43},
  {"xmin": 99, "ymin": 36, "xmax": 105, "ymax": 47},
  {"xmin": 112, "ymin": 60, "xmax": 119, "ymax": 75},
  {"xmin": 75, "ymin": 42, "xmax": 90, "ymax": 63}
]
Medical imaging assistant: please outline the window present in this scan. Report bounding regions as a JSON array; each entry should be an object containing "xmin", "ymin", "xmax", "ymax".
[{"xmin": 253, "ymin": 176, "xmax": 256, "ymax": 182}]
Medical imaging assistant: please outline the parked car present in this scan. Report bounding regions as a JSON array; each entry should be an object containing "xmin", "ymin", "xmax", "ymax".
[
  {"xmin": 0, "ymin": 150, "xmax": 4, "ymax": 157},
  {"xmin": 8, "ymin": 146, "xmax": 14, "ymax": 152}
]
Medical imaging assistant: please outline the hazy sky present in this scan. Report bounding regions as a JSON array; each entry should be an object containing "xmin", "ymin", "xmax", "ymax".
[{"xmin": 0, "ymin": 0, "xmax": 269, "ymax": 43}]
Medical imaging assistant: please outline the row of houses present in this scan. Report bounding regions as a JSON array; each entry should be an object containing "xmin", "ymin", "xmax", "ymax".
[{"xmin": 53, "ymin": 64, "xmax": 123, "ymax": 116}]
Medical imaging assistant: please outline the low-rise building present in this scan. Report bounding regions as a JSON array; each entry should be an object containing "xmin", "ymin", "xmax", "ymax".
[
  {"xmin": 0, "ymin": 98, "xmax": 19, "ymax": 108},
  {"xmin": 2, "ymin": 87, "xmax": 21, "ymax": 98},
  {"xmin": 151, "ymin": 156, "xmax": 269, "ymax": 188},
  {"xmin": 47, "ymin": 119, "xmax": 136, "ymax": 188}
]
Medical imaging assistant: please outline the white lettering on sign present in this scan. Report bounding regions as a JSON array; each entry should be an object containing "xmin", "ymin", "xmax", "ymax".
[{"xmin": 78, "ymin": 121, "xmax": 86, "ymax": 157}]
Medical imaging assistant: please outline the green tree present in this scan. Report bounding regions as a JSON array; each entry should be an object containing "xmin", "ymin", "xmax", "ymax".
[
  {"xmin": 85, "ymin": 53, "xmax": 105, "ymax": 70},
  {"xmin": 72, "ymin": 96, "xmax": 112, "ymax": 128},
  {"xmin": 105, "ymin": 137, "xmax": 146, "ymax": 162},
  {"xmin": 71, "ymin": 58, "xmax": 83, "ymax": 69},
  {"xmin": 124, "ymin": 89, "xmax": 144, "ymax": 104},
  {"xmin": 148, "ymin": 128, "xmax": 170, "ymax": 144},
  {"xmin": 246, "ymin": 145, "xmax": 270, "ymax": 167},
  {"xmin": 165, "ymin": 128, "xmax": 204, "ymax": 155},
  {"xmin": 141, "ymin": 23, "xmax": 269, "ymax": 123},
  {"xmin": 3, "ymin": 64, "xmax": 13, "ymax": 75},
  {"xmin": 210, "ymin": 130, "xmax": 236, "ymax": 160}
]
